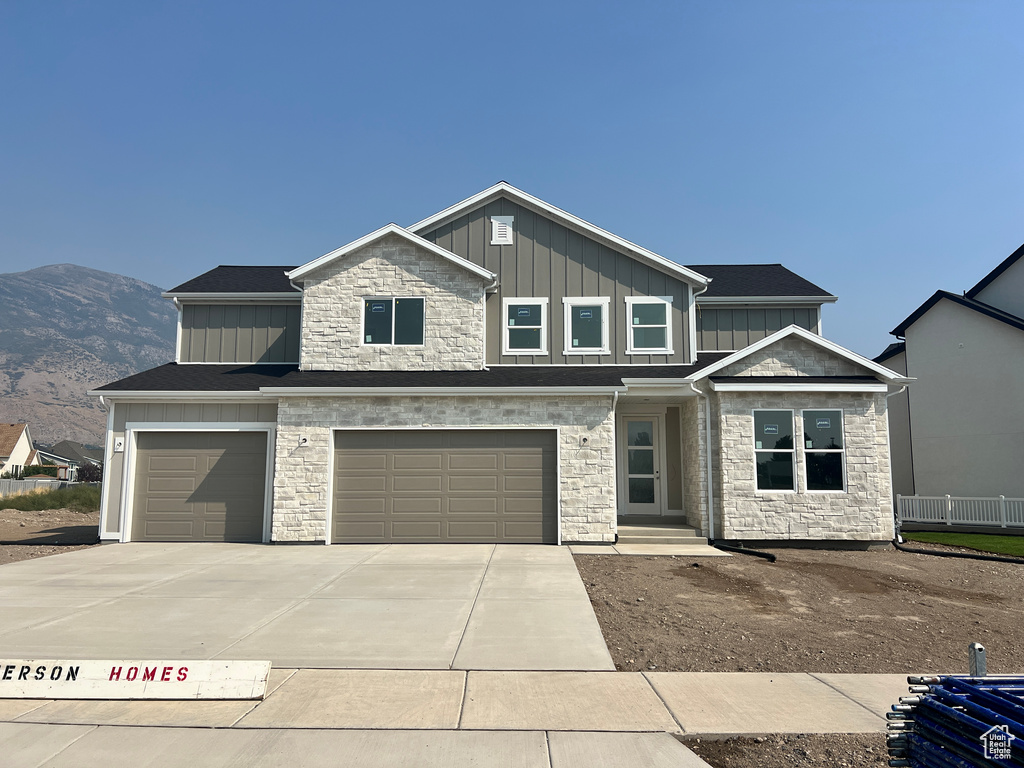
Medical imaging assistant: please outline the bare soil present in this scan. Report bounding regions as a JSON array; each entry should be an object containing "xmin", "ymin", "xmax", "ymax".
[
  {"xmin": 683, "ymin": 734, "xmax": 886, "ymax": 767},
  {"xmin": 574, "ymin": 546, "xmax": 1024, "ymax": 674},
  {"xmin": 0, "ymin": 507, "xmax": 100, "ymax": 564}
]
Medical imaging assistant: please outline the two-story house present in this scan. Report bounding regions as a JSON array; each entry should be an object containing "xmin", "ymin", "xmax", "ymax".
[{"xmin": 92, "ymin": 183, "xmax": 907, "ymax": 546}]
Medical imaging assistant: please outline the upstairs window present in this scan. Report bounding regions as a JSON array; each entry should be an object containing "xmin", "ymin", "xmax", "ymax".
[
  {"xmin": 563, "ymin": 297, "xmax": 610, "ymax": 355},
  {"xmin": 625, "ymin": 296, "xmax": 672, "ymax": 353},
  {"xmin": 363, "ymin": 297, "xmax": 424, "ymax": 345},
  {"xmin": 503, "ymin": 298, "xmax": 548, "ymax": 355}
]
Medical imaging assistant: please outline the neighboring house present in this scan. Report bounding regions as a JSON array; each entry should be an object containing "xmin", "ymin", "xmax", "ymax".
[
  {"xmin": 879, "ymin": 243, "xmax": 1024, "ymax": 499},
  {"xmin": 48, "ymin": 440, "xmax": 104, "ymax": 467},
  {"xmin": 0, "ymin": 423, "xmax": 34, "ymax": 477},
  {"xmin": 92, "ymin": 183, "xmax": 908, "ymax": 546}
]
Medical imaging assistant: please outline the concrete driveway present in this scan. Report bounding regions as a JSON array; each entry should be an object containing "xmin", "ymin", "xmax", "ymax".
[{"xmin": 0, "ymin": 544, "xmax": 614, "ymax": 671}]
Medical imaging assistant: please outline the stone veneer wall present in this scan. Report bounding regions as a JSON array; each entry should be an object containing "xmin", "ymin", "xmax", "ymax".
[
  {"xmin": 714, "ymin": 391, "xmax": 893, "ymax": 541},
  {"xmin": 272, "ymin": 395, "xmax": 616, "ymax": 543},
  {"xmin": 717, "ymin": 335, "xmax": 866, "ymax": 378},
  {"xmin": 679, "ymin": 396, "xmax": 709, "ymax": 534},
  {"xmin": 298, "ymin": 233, "xmax": 486, "ymax": 371}
]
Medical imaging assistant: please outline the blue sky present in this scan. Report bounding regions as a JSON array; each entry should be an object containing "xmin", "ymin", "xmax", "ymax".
[{"xmin": 1, "ymin": 0, "xmax": 1021, "ymax": 356}]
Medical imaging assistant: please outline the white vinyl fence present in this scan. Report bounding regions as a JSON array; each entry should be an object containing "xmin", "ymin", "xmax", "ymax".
[
  {"xmin": 0, "ymin": 478, "xmax": 69, "ymax": 498},
  {"xmin": 897, "ymin": 494, "xmax": 1024, "ymax": 529}
]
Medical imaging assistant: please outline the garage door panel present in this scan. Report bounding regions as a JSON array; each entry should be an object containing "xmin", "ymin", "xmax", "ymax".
[
  {"xmin": 393, "ymin": 454, "xmax": 444, "ymax": 471},
  {"xmin": 333, "ymin": 430, "xmax": 556, "ymax": 544},
  {"xmin": 392, "ymin": 497, "xmax": 443, "ymax": 514},
  {"xmin": 132, "ymin": 431, "xmax": 266, "ymax": 543}
]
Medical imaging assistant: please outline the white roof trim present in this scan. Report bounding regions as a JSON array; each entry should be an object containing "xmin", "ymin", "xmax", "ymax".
[
  {"xmin": 691, "ymin": 325, "xmax": 910, "ymax": 382},
  {"xmin": 408, "ymin": 182, "xmax": 710, "ymax": 288},
  {"xmin": 259, "ymin": 386, "xmax": 626, "ymax": 397},
  {"xmin": 288, "ymin": 223, "xmax": 497, "ymax": 283},
  {"xmin": 161, "ymin": 292, "xmax": 300, "ymax": 301},
  {"xmin": 697, "ymin": 295, "xmax": 837, "ymax": 304},
  {"xmin": 710, "ymin": 381, "xmax": 889, "ymax": 393},
  {"xmin": 88, "ymin": 391, "xmax": 267, "ymax": 401}
]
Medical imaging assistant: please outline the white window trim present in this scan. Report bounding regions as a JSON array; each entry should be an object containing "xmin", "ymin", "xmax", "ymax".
[
  {"xmin": 800, "ymin": 408, "xmax": 847, "ymax": 494},
  {"xmin": 562, "ymin": 297, "xmax": 611, "ymax": 355},
  {"xmin": 361, "ymin": 296, "xmax": 425, "ymax": 348},
  {"xmin": 753, "ymin": 409, "xmax": 796, "ymax": 493},
  {"xmin": 502, "ymin": 297, "xmax": 548, "ymax": 355},
  {"xmin": 624, "ymin": 295, "xmax": 673, "ymax": 354}
]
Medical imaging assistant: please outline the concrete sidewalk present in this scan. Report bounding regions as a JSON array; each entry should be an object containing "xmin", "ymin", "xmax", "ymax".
[
  {"xmin": 3, "ymin": 670, "xmax": 907, "ymax": 733},
  {"xmin": 1, "ymin": 671, "xmax": 907, "ymax": 767}
]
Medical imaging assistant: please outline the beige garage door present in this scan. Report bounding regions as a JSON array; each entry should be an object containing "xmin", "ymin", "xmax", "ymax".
[
  {"xmin": 132, "ymin": 432, "xmax": 267, "ymax": 542},
  {"xmin": 333, "ymin": 430, "xmax": 557, "ymax": 543}
]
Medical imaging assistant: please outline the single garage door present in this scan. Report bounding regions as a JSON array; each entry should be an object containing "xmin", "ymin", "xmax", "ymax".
[
  {"xmin": 333, "ymin": 430, "xmax": 557, "ymax": 543},
  {"xmin": 131, "ymin": 431, "xmax": 268, "ymax": 542}
]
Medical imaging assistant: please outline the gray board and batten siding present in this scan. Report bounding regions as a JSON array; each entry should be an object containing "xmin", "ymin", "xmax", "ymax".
[
  {"xmin": 179, "ymin": 303, "xmax": 301, "ymax": 363},
  {"xmin": 417, "ymin": 196, "xmax": 695, "ymax": 366},
  {"xmin": 696, "ymin": 306, "xmax": 819, "ymax": 352}
]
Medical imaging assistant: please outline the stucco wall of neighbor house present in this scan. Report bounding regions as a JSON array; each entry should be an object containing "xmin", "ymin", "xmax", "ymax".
[
  {"xmin": 972, "ymin": 255, "xmax": 1024, "ymax": 319},
  {"xmin": 883, "ymin": 350, "xmax": 915, "ymax": 498},
  {"xmin": 716, "ymin": 334, "xmax": 867, "ymax": 378},
  {"xmin": 1, "ymin": 428, "xmax": 33, "ymax": 475},
  {"xmin": 297, "ymin": 233, "xmax": 487, "ymax": 372},
  {"xmin": 272, "ymin": 394, "xmax": 617, "ymax": 543},
  {"xmin": 715, "ymin": 390, "xmax": 894, "ymax": 541},
  {"xmin": 101, "ymin": 401, "xmax": 279, "ymax": 537},
  {"xmin": 905, "ymin": 300, "xmax": 1024, "ymax": 498}
]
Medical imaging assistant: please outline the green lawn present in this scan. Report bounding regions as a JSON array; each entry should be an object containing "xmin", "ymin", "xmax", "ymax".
[
  {"xmin": 903, "ymin": 531, "xmax": 1024, "ymax": 557},
  {"xmin": 0, "ymin": 485, "xmax": 101, "ymax": 513}
]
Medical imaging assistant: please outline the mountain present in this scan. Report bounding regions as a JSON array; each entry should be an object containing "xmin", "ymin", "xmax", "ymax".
[{"xmin": 0, "ymin": 264, "xmax": 176, "ymax": 447}]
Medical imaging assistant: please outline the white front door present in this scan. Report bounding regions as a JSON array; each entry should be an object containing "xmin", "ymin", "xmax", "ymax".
[{"xmin": 622, "ymin": 416, "xmax": 663, "ymax": 515}]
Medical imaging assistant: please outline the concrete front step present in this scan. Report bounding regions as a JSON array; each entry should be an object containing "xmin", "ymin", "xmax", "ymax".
[
  {"xmin": 617, "ymin": 523, "xmax": 706, "ymax": 546},
  {"xmin": 618, "ymin": 535, "xmax": 709, "ymax": 545}
]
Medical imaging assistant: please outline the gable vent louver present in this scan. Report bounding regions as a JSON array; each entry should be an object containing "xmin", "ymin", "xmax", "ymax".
[{"xmin": 491, "ymin": 216, "xmax": 514, "ymax": 246}]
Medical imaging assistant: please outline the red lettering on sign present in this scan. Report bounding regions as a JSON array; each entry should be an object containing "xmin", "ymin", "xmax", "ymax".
[
  {"xmin": 126, "ymin": 667, "xmax": 138, "ymax": 681},
  {"xmin": 161, "ymin": 666, "xmax": 173, "ymax": 682},
  {"xmin": 109, "ymin": 666, "xmax": 122, "ymax": 681},
  {"xmin": 142, "ymin": 667, "xmax": 156, "ymax": 682},
  {"xmin": 177, "ymin": 667, "xmax": 188, "ymax": 681}
]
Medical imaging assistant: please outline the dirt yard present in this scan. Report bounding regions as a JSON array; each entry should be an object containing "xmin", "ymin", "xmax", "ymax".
[
  {"xmin": 683, "ymin": 734, "xmax": 887, "ymax": 767},
  {"xmin": 574, "ymin": 546, "xmax": 1024, "ymax": 675},
  {"xmin": 0, "ymin": 507, "xmax": 100, "ymax": 564}
]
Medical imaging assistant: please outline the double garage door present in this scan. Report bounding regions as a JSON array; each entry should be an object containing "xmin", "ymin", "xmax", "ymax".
[
  {"xmin": 333, "ymin": 430, "xmax": 557, "ymax": 544},
  {"xmin": 131, "ymin": 432, "xmax": 268, "ymax": 542}
]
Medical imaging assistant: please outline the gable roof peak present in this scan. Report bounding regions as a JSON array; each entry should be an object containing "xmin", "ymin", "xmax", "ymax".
[
  {"xmin": 408, "ymin": 182, "xmax": 711, "ymax": 288},
  {"xmin": 287, "ymin": 223, "xmax": 496, "ymax": 284}
]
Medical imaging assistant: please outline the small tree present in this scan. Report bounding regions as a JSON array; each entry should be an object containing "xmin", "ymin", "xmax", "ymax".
[{"xmin": 77, "ymin": 462, "xmax": 103, "ymax": 483}]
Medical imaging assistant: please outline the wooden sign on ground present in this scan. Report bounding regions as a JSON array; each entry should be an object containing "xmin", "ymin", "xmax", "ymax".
[{"xmin": 0, "ymin": 660, "xmax": 271, "ymax": 700}]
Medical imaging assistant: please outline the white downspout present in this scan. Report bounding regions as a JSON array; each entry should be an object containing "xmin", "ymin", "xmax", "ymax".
[
  {"xmin": 690, "ymin": 283, "xmax": 709, "ymax": 364},
  {"xmin": 688, "ymin": 381, "xmax": 715, "ymax": 542},
  {"xmin": 611, "ymin": 390, "xmax": 620, "ymax": 531},
  {"xmin": 886, "ymin": 383, "xmax": 909, "ymax": 540}
]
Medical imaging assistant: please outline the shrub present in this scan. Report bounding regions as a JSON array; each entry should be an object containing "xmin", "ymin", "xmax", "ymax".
[
  {"xmin": 0, "ymin": 485, "xmax": 101, "ymax": 513},
  {"xmin": 76, "ymin": 462, "xmax": 103, "ymax": 483}
]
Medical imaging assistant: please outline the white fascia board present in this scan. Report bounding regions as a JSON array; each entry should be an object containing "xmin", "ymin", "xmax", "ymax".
[
  {"xmin": 696, "ymin": 295, "xmax": 838, "ymax": 305},
  {"xmin": 287, "ymin": 223, "xmax": 497, "ymax": 283},
  {"xmin": 161, "ymin": 292, "xmax": 300, "ymax": 301},
  {"xmin": 407, "ymin": 182, "xmax": 711, "ymax": 288},
  {"xmin": 692, "ymin": 324, "xmax": 909, "ymax": 382},
  {"xmin": 87, "ymin": 391, "xmax": 267, "ymax": 401},
  {"xmin": 710, "ymin": 381, "xmax": 889, "ymax": 393},
  {"xmin": 259, "ymin": 386, "xmax": 626, "ymax": 397}
]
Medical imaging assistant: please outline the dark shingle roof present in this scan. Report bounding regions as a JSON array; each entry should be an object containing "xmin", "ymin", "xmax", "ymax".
[
  {"xmin": 95, "ymin": 356, "xmax": 735, "ymax": 393},
  {"xmin": 685, "ymin": 264, "xmax": 834, "ymax": 299},
  {"xmin": 890, "ymin": 291, "xmax": 1024, "ymax": 337},
  {"xmin": 167, "ymin": 266, "xmax": 300, "ymax": 294},
  {"xmin": 873, "ymin": 342, "xmax": 905, "ymax": 364}
]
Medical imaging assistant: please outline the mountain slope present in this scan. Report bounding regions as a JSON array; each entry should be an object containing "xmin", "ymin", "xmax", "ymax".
[{"xmin": 0, "ymin": 264, "xmax": 176, "ymax": 446}]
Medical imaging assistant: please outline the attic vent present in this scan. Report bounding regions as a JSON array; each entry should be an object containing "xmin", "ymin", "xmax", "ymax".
[{"xmin": 491, "ymin": 216, "xmax": 514, "ymax": 246}]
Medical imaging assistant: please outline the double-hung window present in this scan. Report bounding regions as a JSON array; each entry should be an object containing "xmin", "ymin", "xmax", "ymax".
[
  {"xmin": 625, "ymin": 296, "xmax": 672, "ymax": 354},
  {"xmin": 563, "ymin": 297, "xmax": 610, "ymax": 355},
  {"xmin": 363, "ymin": 297, "xmax": 424, "ymax": 346},
  {"xmin": 753, "ymin": 410, "xmax": 795, "ymax": 491},
  {"xmin": 503, "ymin": 298, "xmax": 548, "ymax": 355},
  {"xmin": 802, "ymin": 410, "xmax": 845, "ymax": 491}
]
